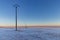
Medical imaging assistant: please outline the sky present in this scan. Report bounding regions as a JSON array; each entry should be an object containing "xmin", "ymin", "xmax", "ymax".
[{"xmin": 0, "ymin": 0, "xmax": 60, "ymax": 26}]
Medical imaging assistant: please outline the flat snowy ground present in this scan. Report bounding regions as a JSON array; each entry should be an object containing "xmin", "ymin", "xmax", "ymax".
[{"xmin": 0, "ymin": 28, "xmax": 60, "ymax": 40}]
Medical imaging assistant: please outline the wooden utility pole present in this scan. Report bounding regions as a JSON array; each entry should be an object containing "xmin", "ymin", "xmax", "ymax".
[
  {"xmin": 15, "ymin": 6, "xmax": 17, "ymax": 31},
  {"xmin": 14, "ymin": 4, "xmax": 20, "ymax": 31}
]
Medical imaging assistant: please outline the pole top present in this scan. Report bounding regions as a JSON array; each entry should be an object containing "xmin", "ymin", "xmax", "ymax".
[{"xmin": 13, "ymin": 4, "xmax": 20, "ymax": 7}]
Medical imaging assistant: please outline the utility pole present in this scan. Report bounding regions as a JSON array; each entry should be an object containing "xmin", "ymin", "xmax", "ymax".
[
  {"xmin": 14, "ymin": 4, "xmax": 20, "ymax": 31},
  {"xmin": 15, "ymin": 6, "xmax": 17, "ymax": 31}
]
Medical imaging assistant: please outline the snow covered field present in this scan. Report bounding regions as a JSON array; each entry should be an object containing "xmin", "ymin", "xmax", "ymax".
[{"xmin": 0, "ymin": 28, "xmax": 60, "ymax": 40}]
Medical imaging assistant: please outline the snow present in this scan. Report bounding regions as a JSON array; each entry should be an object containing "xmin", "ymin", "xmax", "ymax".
[{"xmin": 0, "ymin": 28, "xmax": 60, "ymax": 40}]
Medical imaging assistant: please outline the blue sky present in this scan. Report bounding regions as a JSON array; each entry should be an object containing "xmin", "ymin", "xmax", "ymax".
[{"xmin": 0, "ymin": 0, "xmax": 60, "ymax": 26}]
